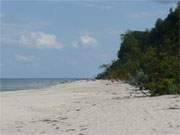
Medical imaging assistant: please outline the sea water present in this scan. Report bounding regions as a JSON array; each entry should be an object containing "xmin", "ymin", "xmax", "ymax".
[{"xmin": 0, "ymin": 78, "xmax": 83, "ymax": 92}]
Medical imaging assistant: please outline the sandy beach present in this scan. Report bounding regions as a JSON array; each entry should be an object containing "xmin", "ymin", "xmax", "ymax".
[{"xmin": 0, "ymin": 80, "xmax": 180, "ymax": 135}]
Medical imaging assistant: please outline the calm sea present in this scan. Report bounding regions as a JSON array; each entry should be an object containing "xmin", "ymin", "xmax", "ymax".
[{"xmin": 0, "ymin": 78, "xmax": 84, "ymax": 92}]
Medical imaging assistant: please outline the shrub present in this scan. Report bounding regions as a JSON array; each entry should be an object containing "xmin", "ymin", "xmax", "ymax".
[
  {"xmin": 128, "ymin": 69, "xmax": 149, "ymax": 89},
  {"xmin": 146, "ymin": 79, "xmax": 179, "ymax": 96}
]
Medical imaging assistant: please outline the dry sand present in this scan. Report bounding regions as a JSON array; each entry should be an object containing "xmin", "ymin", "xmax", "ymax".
[{"xmin": 0, "ymin": 80, "xmax": 180, "ymax": 135}]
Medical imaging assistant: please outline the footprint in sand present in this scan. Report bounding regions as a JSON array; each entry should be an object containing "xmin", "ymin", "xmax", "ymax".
[
  {"xmin": 58, "ymin": 117, "xmax": 68, "ymax": 120},
  {"xmin": 80, "ymin": 128, "xmax": 87, "ymax": 131},
  {"xmin": 40, "ymin": 119, "xmax": 59, "ymax": 124},
  {"xmin": 76, "ymin": 108, "xmax": 80, "ymax": 111},
  {"xmin": 16, "ymin": 126, "xmax": 23, "ymax": 128},
  {"xmin": 52, "ymin": 123, "xmax": 56, "ymax": 126},
  {"xmin": 55, "ymin": 127, "xmax": 60, "ymax": 129},
  {"xmin": 65, "ymin": 128, "xmax": 75, "ymax": 132},
  {"xmin": 41, "ymin": 119, "xmax": 51, "ymax": 122},
  {"xmin": 79, "ymin": 125, "xmax": 88, "ymax": 131}
]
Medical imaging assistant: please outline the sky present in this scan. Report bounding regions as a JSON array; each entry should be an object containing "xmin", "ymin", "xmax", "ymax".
[{"xmin": 0, "ymin": 0, "xmax": 177, "ymax": 78}]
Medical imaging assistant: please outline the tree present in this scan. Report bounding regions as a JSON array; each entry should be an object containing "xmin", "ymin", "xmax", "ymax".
[{"xmin": 96, "ymin": 4, "xmax": 180, "ymax": 95}]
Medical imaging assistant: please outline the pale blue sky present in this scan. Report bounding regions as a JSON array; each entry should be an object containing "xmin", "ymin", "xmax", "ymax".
[{"xmin": 0, "ymin": 0, "xmax": 177, "ymax": 78}]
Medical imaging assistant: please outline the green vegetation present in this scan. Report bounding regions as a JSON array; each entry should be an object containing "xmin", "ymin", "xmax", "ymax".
[{"xmin": 96, "ymin": 4, "xmax": 180, "ymax": 96}]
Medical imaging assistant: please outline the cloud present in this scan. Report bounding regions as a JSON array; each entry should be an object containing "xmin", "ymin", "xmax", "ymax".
[
  {"xmin": 15, "ymin": 54, "xmax": 34, "ymax": 63},
  {"xmin": 72, "ymin": 41, "xmax": 80, "ymax": 48},
  {"xmin": 80, "ymin": 35, "xmax": 97, "ymax": 47},
  {"xmin": 1, "ymin": 20, "xmax": 50, "ymax": 47},
  {"xmin": 20, "ymin": 32, "xmax": 62, "ymax": 49}
]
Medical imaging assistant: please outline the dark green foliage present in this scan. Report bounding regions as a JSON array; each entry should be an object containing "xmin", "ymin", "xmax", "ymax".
[{"xmin": 96, "ymin": 4, "xmax": 180, "ymax": 96}]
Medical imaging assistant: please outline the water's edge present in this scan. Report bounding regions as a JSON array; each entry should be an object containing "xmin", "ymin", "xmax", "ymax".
[{"xmin": 0, "ymin": 78, "xmax": 90, "ymax": 92}]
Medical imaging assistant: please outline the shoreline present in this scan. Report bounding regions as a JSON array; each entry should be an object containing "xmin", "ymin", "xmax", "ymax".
[
  {"xmin": 0, "ymin": 79, "xmax": 92, "ymax": 93},
  {"xmin": 1, "ymin": 80, "xmax": 180, "ymax": 135},
  {"xmin": 0, "ymin": 79, "xmax": 91, "ymax": 93}
]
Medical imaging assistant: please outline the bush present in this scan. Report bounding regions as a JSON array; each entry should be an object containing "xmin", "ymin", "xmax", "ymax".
[
  {"xmin": 134, "ymin": 69, "xmax": 149, "ymax": 85},
  {"xmin": 128, "ymin": 69, "xmax": 149, "ymax": 90},
  {"xmin": 146, "ymin": 79, "xmax": 180, "ymax": 96}
]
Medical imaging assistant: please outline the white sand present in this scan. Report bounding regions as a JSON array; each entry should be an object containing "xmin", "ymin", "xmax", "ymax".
[{"xmin": 0, "ymin": 80, "xmax": 180, "ymax": 135}]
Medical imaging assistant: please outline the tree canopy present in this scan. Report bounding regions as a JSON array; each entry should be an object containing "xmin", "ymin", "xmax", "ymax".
[{"xmin": 96, "ymin": 3, "xmax": 180, "ymax": 96}]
